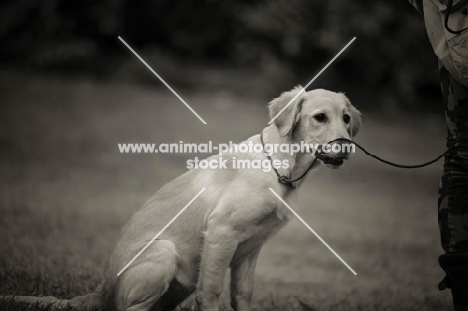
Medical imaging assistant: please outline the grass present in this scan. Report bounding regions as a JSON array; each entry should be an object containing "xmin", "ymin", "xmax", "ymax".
[{"xmin": 0, "ymin": 69, "xmax": 453, "ymax": 310}]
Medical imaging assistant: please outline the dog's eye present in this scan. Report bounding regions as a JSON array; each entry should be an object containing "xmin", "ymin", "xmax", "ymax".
[
  {"xmin": 343, "ymin": 114, "xmax": 350, "ymax": 124},
  {"xmin": 314, "ymin": 113, "xmax": 327, "ymax": 122}
]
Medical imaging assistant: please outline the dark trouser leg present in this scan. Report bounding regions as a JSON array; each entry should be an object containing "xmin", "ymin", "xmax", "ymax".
[{"xmin": 438, "ymin": 66, "xmax": 468, "ymax": 310}]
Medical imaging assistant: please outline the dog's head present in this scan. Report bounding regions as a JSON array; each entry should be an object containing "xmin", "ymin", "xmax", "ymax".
[{"xmin": 268, "ymin": 86, "xmax": 361, "ymax": 168}]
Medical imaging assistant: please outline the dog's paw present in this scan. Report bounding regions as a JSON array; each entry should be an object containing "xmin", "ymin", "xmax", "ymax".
[{"xmin": 174, "ymin": 292, "xmax": 200, "ymax": 311}]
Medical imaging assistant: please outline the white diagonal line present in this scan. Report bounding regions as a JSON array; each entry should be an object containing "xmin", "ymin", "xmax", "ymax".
[
  {"xmin": 268, "ymin": 37, "xmax": 356, "ymax": 125},
  {"xmin": 268, "ymin": 188, "xmax": 357, "ymax": 276},
  {"xmin": 118, "ymin": 36, "xmax": 207, "ymax": 125},
  {"xmin": 117, "ymin": 188, "xmax": 206, "ymax": 276}
]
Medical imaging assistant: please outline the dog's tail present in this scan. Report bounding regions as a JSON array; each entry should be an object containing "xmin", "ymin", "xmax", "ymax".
[
  {"xmin": 1, "ymin": 295, "xmax": 71, "ymax": 309},
  {"xmin": 2, "ymin": 283, "xmax": 106, "ymax": 310},
  {"xmin": 69, "ymin": 283, "xmax": 106, "ymax": 310}
]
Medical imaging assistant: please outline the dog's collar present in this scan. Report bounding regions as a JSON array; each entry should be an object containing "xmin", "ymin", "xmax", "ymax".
[{"xmin": 260, "ymin": 130, "xmax": 320, "ymax": 189}]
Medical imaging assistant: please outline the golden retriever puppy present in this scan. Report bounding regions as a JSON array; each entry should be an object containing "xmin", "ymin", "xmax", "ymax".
[{"xmin": 7, "ymin": 87, "xmax": 361, "ymax": 311}]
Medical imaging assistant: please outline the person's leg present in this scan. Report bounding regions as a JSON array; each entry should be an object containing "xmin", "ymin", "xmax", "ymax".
[{"xmin": 438, "ymin": 66, "xmax": 468, "ymax": 310}]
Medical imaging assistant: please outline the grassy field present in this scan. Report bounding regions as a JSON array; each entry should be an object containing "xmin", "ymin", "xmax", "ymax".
[{"xmin": 0, "ymin": 70, "xmax": 453, "ymax": 310}]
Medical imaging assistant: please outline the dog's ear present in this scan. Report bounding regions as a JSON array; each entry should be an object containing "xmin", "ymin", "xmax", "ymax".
[
  {"xmin": 268, "ymin": 86, "xmax": 305, "ymax": 137},
  {"xmin": 343, "ymin": 95, "xmax": 362, "ymax": 138}
]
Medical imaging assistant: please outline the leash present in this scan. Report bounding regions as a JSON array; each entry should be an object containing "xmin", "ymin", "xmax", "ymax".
[
  {"xmin": 261, "ymin": 125, "xmax": 468, "ymax": 188},
  {"xmin": 260, "ymin": 131, "xmax": 320, "ymax": 189},
  {"xmin": 330, "ymin": 125, "xmax": 468, "ymax": 169},
  {"xmin": 443, "ymin": 0, "xmax": 468, "ymax": 35}
]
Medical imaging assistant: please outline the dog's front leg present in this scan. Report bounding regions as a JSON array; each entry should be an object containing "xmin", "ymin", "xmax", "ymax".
[
  {"xmin": 230, "ymin": 248, "xmax": 261, "ymax": 311},
  {"xmin": 197, "ymin": 224, "xmax": 239, "ymax": 311}
]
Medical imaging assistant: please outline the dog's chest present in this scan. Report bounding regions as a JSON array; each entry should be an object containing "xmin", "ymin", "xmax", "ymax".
[{"xmin": 231, "ymin": 211, "xmax": 289, "ymax": 264}]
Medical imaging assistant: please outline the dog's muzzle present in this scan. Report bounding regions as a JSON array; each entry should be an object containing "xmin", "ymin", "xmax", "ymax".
[
  {"xmin": 312, "ymin": 141, "xmax": 352, "ymax": 168},
  {"xmin": 319, "ymin": 155, "xmax": 345, "ymax": 167}
]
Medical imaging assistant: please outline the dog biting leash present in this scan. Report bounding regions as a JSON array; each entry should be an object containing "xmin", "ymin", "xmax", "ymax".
[{"xmin": 262, "ymin": 126, "xmax": 468, "ymax": 189}]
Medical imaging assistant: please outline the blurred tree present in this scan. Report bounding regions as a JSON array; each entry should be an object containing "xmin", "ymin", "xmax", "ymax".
[{"xmin": 0, "ymin": 0, "xmax": 439, "ymax": 110}]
